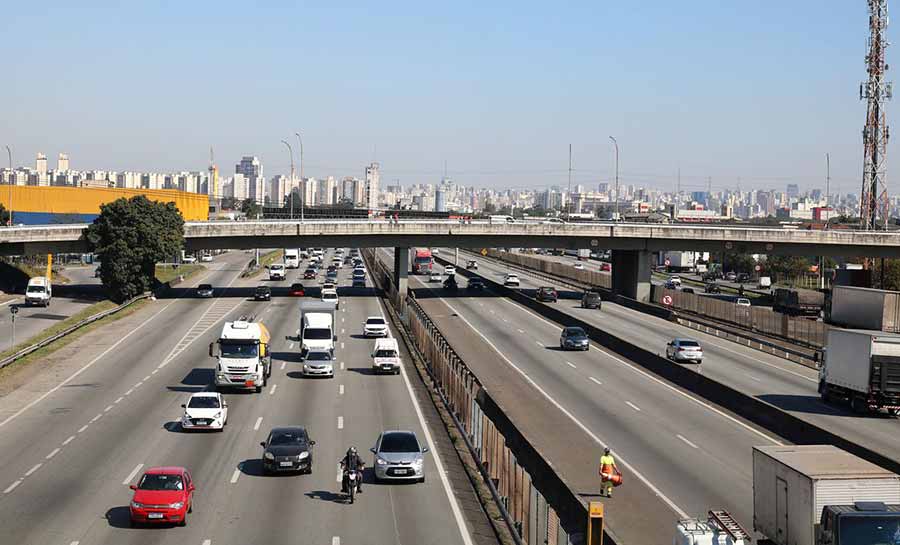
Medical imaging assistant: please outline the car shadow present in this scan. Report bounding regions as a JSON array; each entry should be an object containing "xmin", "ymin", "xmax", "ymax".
[
  {"xmin": 288, "ymin": 371, "xmax": 333, "ymax": 380},
  {"xmin": 166, "ymin": 368, "xmax": 214, "ymax": 393},
  {"xmin": 346, "ymin": 367, "xmax": 377, "ymax": 376},
  {"xmin": 163, "ymin": 421, "xmax": 183, "ymax": 433},
  {"xmin": 105, "ymin": 506, "xmax": 138, "ymax": 529},
  {"xmin": 238, "ymin": 459, "xmax": 267, "ymax": 477},
  {"xmin": 349, "ymin": 334, "xmax": 372, "ymax": 340},
  {"xmin": 305, "ymin": 490, "xmax": 347, "ymax": 504},
  {"xmin": 272, "ymin": 351, "xmax": 303, "ymax": 363},
  {"xmin": 756, "ymin": 394, "xmax": 896, "ymax": 418}
]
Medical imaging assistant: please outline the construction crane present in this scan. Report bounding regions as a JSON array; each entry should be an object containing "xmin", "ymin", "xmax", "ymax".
[{"xmin": 860, "ymin": 0, "xmax": 893, "ymax": 230}]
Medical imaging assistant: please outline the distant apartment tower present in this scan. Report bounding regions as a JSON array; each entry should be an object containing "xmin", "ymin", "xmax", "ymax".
[
  {"xmin": 57, "ymin": 153, "xmax": 69, "ymax": 172},
  {"xmin": 786, "ymin": 183, "xmax": 800, "ymax": 199},
  {"xmin": 435, "ymin": 188, "xmax": 447, "ymax": 212},
  {"xmin": 364, "ymin": 162, "xmax": 380, "ymax": 210},
  {"xmin": 236, "ymin": 156, "xmax": 264, "ymax": 203},
  {"xmin": 35, "ymin": 153, "xmax": 48, "ymax": 185}
]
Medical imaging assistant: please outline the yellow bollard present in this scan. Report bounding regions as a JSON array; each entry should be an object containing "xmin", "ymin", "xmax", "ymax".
[{"xmin": 587, "ymin": 501, "xmax": 604, "ymax": 545}]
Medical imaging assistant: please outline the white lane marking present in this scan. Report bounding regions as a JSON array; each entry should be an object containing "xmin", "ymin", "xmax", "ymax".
[
  {"xmin": 268, "ymin": 384, "xmax": 277, "ymax": 395},
  {"xmin": 434, "ymin": 297, "xmax": 690, "ymax": 519},
  {"xmin": 589, "ymin": 376, "xmax": 602, "ymax": 385},
  {"xmin": 332, "ymin": 538, "xmax": 340, "ymax": 545},
  {"xmin": 202, "ymin": 540, "xmax": 211, "ymax": 545},
  {"xmin": 123, "ymin": 463, "xmax": 144, "ymax": 485},
  {"xmin": 62, "ymin": 435, "xmax": 75, "ymax": 446},
  {"xmin": 341, "ymin": 328, "xmax": 345, "ymax": 334},
  {"xmin": 280, "ymin": 361, "xmax": 286, "ymax": 370},
  {"xmin": 289, "ymin": 342, "xmax": 295, "ymax": 349},
  {"xmin": 133, "ymin": 381, "xmax": 143, "ymax": 389},
  {"xmin": 340, "ymin": 362, "xmax": 345, "ymax": 370},
  {"xmin": 230, "ymin": 468, "xmax": 241, "ymax": 484},
  {"xmin": 254, "ymin": 417, "xmax": 263, "ymax": 431},
  {"xmin": 339, "ymin": 384, "xmax": 345, "ymax": 395},
  {"xmin": 296, "ymin": 328, "xmax": 301, "ymax": 334},
  {"xmin": 499, "ymin": 298, "xmax": 784, "ymax": 446},
  {"xmin": 335, "ymin": 466, "xmax": 342, "ymax": 483},
  {"xmin": 4, "ymin": 480, "xmax": 22, "ymax": 493},
  {"xmin": 125, "ymin": 388, "xmax": 134, "ymax": 396},
  {"xmin": 104, "ymin": 405, "xmax": 113, "ymax": 412},
  {"xmin": 747, "ymin": 374, "xmax": 762, "ymax": 382},
  {"xmin": 626, "ymin": 401, "xmax": 642, "ymax": 412},
  {"xmin": 151, "ymin": 369, "xmax": 158, "ymax": 375},
  {"xmin": 91, "ymin": 414, "xmax": 102, "ymax": 423},
  {"xmin": 69, "ymin": 541, "xmax": 79, "ymax": 545},
  {"xmin": 337, "ymin": 416, "xmax": 344, "ymax": 430},
  {"xmin": 0, "ymin": 297, "xmax": 181, "ymax": 429},
  {"xmin": 518, "ymin": 329, "xmax": 525, "ymax": 334},
  {"xmin": 45, "ymin": 448, "xmax": 61, "ymax": 460},
  {"xmin": 340, "ymin": 342, "xmax": 345, "ymax": 350},
  {"xmin": 114, "ymin": 396, "xmax": 124, "ymax": 404},
  {"xmin": 534, "ymin": 341, "xmax": 543, "ymax": 347},
  {"xmin": 24, "ymin": 463, "xmax": 42, "ymax": 477},
  {"xmin": 566, "ymin": 361, "xmax": 577, "ymax": 369},
  {"xmin": 77, "ymin": 425, "xmax": 88, "ymax": 433},
  {"xmin": 676, "ymin": 434, "xmax": 699, "ymax": 449},
  {"xmin": 143, "ymin": 375, "xmax": 151, "ymax": 381},
  {"xmin": 342, "ymin": 317, "xmax": 345, "ymax": 323}
]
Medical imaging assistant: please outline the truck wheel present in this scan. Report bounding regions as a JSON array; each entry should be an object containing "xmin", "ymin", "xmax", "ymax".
[
  {"xmin": 851, "ymin": 396, "xmax": 868, "ymax": 414},
  {"xmin": 255, "ymin": 385, "xmax": 262, "ymax": 394}
]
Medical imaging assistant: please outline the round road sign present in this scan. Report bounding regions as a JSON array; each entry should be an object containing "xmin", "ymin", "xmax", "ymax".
[
  {"xmin": 662, "ymin": 295, "xmax": 673, "ymax": 306},
  {"xmin": 10, "ymin": 306, "xmax": 18, "ymax": 315},
  {"xmin": 755, "ymin": 264, "xmax": 761, "ymax": 272},
  {"xmin": 664, "ymin": 259, "xmax": 671, "ymax": 266}
]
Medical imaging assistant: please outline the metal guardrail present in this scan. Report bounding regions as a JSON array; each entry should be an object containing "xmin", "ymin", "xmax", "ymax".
[{"xmin": 0, "ymin": 294, "xmax": 149, "ymax": 370}]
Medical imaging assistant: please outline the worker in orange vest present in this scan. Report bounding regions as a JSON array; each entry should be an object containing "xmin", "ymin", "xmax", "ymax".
[{"xmin": 599, "ymin": 447, "xmax": 619, "ymax": 498}]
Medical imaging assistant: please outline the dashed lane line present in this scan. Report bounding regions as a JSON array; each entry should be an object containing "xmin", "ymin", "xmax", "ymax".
[
  {"xmin": 254, "ymin": 417, "xmax": 263, "ymax": 431},
  {"xmin": 45, "ymin": 448, "xmax": 60, "ymax": 460},
  {"xmin": 24, "ymin": 463, "xmax": 41, "ymax": 477},
  {"xmin": 677, "ymin": 434, "xmax": 699, "ymax": 449},
  {"xmin": 123, "ymin": 463, "xmax": 143, "ymax": 485},
  {"xmin": 626, "ymin": 401, "xmax": 642, "ymax": 412}
]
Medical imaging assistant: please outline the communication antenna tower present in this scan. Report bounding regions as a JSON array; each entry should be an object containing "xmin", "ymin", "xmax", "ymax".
[{"xmin": 860, "ymin": 0, "xmax": 893, "ymax": 230}]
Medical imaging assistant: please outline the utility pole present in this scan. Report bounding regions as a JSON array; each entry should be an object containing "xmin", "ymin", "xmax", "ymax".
[
  {"xmin": 609, "ymin": 137, "xmax": 619, "ymax": 220},
  {"xmin": 281, "ymin": 140, "xmax": 294, "ymax": 220},
  {"xmin": 860, "ymin": 0, "xmax": 892, "ymax": 230},
  {"xmin": 5, "ymin": 145, "xmax": 11, "ymax": 227},
  {"xmin": 295, "ymin": 132, "xmax": 304, "ymax": 223}
]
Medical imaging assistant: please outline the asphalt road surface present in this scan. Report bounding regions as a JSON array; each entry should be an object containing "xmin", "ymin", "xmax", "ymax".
[{"xmin": 0, "ymin": 249, "xmax": 477, "ymax": 545}]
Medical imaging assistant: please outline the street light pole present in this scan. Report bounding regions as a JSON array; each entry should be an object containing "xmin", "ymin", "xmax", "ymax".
[
  {"xmin": 295, "ymin": 132, "xmax": 304, "ymax": 224},
  {"xmin": 609, "ymin": 136, "xmax": 619, "ymax": 220},
  {"xmin": 281, "ymin": 140, "xmax": 294, "ymax": 219},
  {"xmin": 5, "ymin": 145, "xmax": 11, "ymax": 227}
]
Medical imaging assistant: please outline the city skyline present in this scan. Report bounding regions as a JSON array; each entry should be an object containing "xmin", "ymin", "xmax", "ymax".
[{"xmin": 1, "ymin": 1, "xmax": 885, "ymax": 195}]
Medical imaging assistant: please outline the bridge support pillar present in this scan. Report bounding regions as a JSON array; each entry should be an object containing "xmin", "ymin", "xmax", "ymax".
[
  {"xmin": 611, "ymin": 249, "xmax": 652, "ymax": 301},
  {"xmin": 393, "ymin": 247, "xmax": 409, "ymax": 301}
]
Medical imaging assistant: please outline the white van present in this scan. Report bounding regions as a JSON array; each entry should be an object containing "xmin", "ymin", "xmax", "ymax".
[
  {"xmin": 758, "ymin": 276, "xmax": 772, "ymax": 289},
  {"xmin": 301, "ymin": 312, "xmax": 335, "ymax": 354},
  {"xmin": 372, "ymin": 338, "xmax": 401, "ymax": 375},
  {"xmin": 268, "ymin": 263, "xmax": 286, "ymax": 281},
  {"xmin": 25, "ymin": 277, "xmax": 51, "ymax": 307}
]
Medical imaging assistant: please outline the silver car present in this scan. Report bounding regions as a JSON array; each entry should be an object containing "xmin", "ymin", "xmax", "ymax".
[
  {"xmin": 666, "ymin": 338, "xmax": 703, "ymax": 364},
  {"xmin": 302, "ymin": 349, "xmax": 335, "ymax": 378},
  {"xmin": 371, "ymin": 430, "xmax": 428, "ymax": 483}
]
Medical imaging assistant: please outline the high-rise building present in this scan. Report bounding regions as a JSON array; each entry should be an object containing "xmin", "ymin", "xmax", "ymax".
[
  {"xmin": 364, "ymin": 162, "xmax": 380, "ymax": 210},
  {"xmin": 57, "ymin": 153, "xmax": 69, "ymax": 172},
  {"xmin": 317, "ymin": 176, "xmax": 337, "ymax": 206},
  {"xmin": 236, "ymin": 156, "xmax": 264, "ymax": 203},
  {"xmin": 268, "ymin": 175, "xmax": 288, "ymax": 206},
  {"xmin": 435, "ymin": 188, "xmax": 446, "ymax": 212},
  {"xmin": 786, "ymin": 183, "xmax": 800, "ymax": 199},
  {"xmin": 35, "ymin": 153, "xmax": 48, "ymax": 185},
  {"xmin": 352, "ymin": 178, "xmax": 366, "ymax": 206}
]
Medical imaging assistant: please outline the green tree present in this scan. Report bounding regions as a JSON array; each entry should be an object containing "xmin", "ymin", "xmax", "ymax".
[
  {"xmin": 241, "ymin": 198, "xmax": 262, "ymax": 218},
  {"xmin": 722, "ymin": 251, "xmax": 756, "ymax": 275},
  {"xmin": 482, "ymin": 202, "xmax": 497, "ymax": 215},
  {"xmin": 765, "ymin": 255, "xmax": 812, "ymax": 281},
  {"xmin": 85, "ymin": 196, "xmax": 185, "ymax": 302}
]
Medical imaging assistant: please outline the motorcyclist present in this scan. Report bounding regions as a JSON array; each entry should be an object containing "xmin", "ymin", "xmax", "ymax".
[
  {"xmin": 443, "ymin": 275, "xmax": 458, "ymax": 290},
  {"xmin": 340, "ymin": 447, "xmax": 364, "ymax": 494}
]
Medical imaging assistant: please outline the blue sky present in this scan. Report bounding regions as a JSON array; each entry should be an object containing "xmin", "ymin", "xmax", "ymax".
[{"xmin": 1, "ymin": 1, "xmax": 882, "ymax": 194}]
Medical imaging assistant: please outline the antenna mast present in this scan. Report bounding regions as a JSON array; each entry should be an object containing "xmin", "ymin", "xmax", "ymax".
[{"xmin": 860, "ymin": 0, "xmax": 893, "ymax": 230}]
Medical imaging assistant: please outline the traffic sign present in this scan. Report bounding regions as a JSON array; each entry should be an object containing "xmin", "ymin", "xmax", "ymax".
[
  {"xmin": 9, "ymin": 306, "xmax": 17, "ymax": 315},
  {"xmin": 662, "ymin": 295, "xmax": 673, "ymax": 306},
  {"xmin": 481, "ymin": 248, "xmax": 488, "ymax": 256},
  {"xmin": 664, "ymin": 259, "xmax": 671, "ymax": 266},
  {"xmin": 754, "ymin": 264, "xmax": 761, "ymax": 272}
]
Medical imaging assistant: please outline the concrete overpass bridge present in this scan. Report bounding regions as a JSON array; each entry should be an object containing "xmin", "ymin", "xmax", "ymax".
[{"xmin": 4, "ymin": 219, "xmax": 900, "ymax": 300}]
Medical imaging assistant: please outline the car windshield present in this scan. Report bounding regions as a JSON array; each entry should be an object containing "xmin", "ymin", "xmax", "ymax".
[
  {"xmin": 379, "ymin": 433, "xmax": 420, "ymax": 453},
  {"xmin": 188, "ymin": 396, "xmax": 220, "ymax": 409},
  {"xmin": 305, "ymin": 269, "xmax": 316, "ymax": 274},
  {"xmin": 304, "ymin": 328, "xmax": 332, "ymax": 340},
  {"xmin": 838, "ymin": 516, "xmax": 900, "ymax": 545},
  {"xmin": 323, "ymin": 293, "xmax": 337, "ymax": 300},
  {"xmin": 375, "ymin": 349, "xmax": 397, "ymax": 358},
  {"xmin": 256, "ymin": 286, "xmax": 269, "ymax": 292},
  {"xmin": 367, "ymin": 318, "xmax": 385, "ymax": 325},
  {"xmin": 198, "ymin": 284, "xmax": 212, "ymax": 290},
  {"xmin": 565, "ymin": 328, "xmax": 586, "ymax": 337},
  {"xmin": 220, "ymin": 342, "xmax": 258, "ymax": 358},
  {"xmin": 306, "ymin": 351, "xmax": 332, "ymax": 361},
  {"xmin": 679, "ymin": 341, "xmax": 701, "ymax": 348},
  {"xmin": 27, "ymin": 286, "xmax": 45, "ymax": 293},
  {"xmin": 271, "ymin": 431, "xmax": 306, "ymax": 446},
  {"xmin": 138, "ymin": 473, "xmax": 184, "ymax": 491}
]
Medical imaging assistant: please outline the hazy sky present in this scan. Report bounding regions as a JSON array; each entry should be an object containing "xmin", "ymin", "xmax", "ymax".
[{"xmin": 1, "ymin": 1, "xmax": 887, "ymax": 194}]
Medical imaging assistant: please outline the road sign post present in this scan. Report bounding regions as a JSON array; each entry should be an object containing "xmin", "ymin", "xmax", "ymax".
[{"xmin": 9, "ymin": 305, "xmax": 17, "ymax": 347}]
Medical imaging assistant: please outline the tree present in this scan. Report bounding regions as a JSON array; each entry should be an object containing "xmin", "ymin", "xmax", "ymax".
[
  {"xmin": 765, "ymin": 255, "xmax": 812, "ymax": 281},
  {"xmin": 722, "ymin": 251, "xmax": 756, "ymax": 275},
  {"xmin": 241, "ymin": 198, "xmax": 262, "ymax": 218},
  {"xmin": 85, "ymin": 196, "xmax": 185, "ymax": 302}
]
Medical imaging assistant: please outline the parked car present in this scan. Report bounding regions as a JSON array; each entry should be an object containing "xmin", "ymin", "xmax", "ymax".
[
  {"xmin": 736, "ymin": 272, "xmax": 751, "ymax": 283},
  {"xmin": 681, "ymin": 287, "xmax": 695, "ymax": 294},
  {"xmin": 129, "ymin": 467, "xmax": 195, "ymax": 527},
  {"xmin": 180, "ymin": 392, "xmax": 227, "ymax": 431},
  {"xmin": 666, "ymin": 338, "xmax": 703, "ymax": 364},
  {"xmin": 200, "ymin": 254, "xmax": 213, "ymax": 263},
  {"xmin": 371, "ymin": 430, "xmax": 428, "ymax": 483},
  {"xmin": 705, "ymin": 283, "xmax": 721, "ymax": 294},
  {"xmin": 668, "ymin": 276, "xmax": 682, "ymax": 286},
  {"xmin": 724, "ymin": 271, "xmax": 737, "ymax": 282},
  {"xmin": 573, "ymin": 263, "xmax": 585, "ymax": 270},
  {"xmin": 260, "ymin": 427, "xmax": 315, "ymax": 475},
  {"xmin": 302, "ymin": 349, "xmax": 335, "ymax": 378},
  {"xmin": 467, "ymin": 277, "xmax": 486, "ymax": 291},
  {"xmin": 504, "ymin": 274, "xmax": 520, "ymax": 287},
  {"xmin": 289, "ymin": 283, "xmax": 305, "ymax": 297},
  {"xmin": 560, "ymin": 326, "xmax": 590, "ymax": 351},
  {"xmin": 182, "ymin": 255, "xmax": 197, "ymax": 264},
  {"xmin": 254, "ymin": 285, "xmax": 271, "ymax": 301},
  {"xmin": 196, "ymin": 284, "xmax": 214, "ymax": 298},
  {"xmin": 581, "ymin": 291, "xmax": 602, "ymax": 309},
  {"xmin": 536, "ymin": 286, "xmax": 558, "ymax": 302}
]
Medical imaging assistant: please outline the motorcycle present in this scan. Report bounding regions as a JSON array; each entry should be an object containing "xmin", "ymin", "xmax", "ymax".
[
  {"xmin": 443, "ymin": 276, "xmax": 458, "ymax": 291},
  {"xmin": 467, "ymin": 260, "xmax": 478, "ymax": 270},
  {"xmin": 344, "ymin": 469, "xmax": 360, "ymax": 504}
]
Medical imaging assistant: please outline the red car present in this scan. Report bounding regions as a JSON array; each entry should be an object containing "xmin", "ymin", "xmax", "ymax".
[
  {"xmin": 289, "ymin": 283, "xmax": 305, "ymax": 296},
  {"xmin": 600, "ymin": 262, "xmax": 611, "ymax": 272},
  {"xmin": 129, "ymin": 466, "xmax": 195, "ymax": 527}
]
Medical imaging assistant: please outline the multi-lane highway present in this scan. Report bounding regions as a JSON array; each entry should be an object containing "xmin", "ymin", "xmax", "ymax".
[{"xmin": 0, "ymin": 249, "xmax": 479, "ymax": 545}]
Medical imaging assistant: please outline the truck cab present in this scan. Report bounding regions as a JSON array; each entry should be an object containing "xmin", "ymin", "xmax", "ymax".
[
  {"xmin": 211, "ymin": 320, "xmax": 271, "ymax": 393},
  {"xmin": 300, "ymin": 302, "xmax": 336, "ymax": 355},
  {"xmin": 817, "ymin": 502, "xmax": 900, "ymax": 545}
]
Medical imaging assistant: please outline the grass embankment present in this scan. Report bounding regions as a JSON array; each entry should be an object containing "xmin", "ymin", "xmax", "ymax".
[
  {"xmin": 155, "ymin": 264, "xmax": 205, "ymax": 284},
  {"xmin": 0, "ymin": 298, "xmax": 149, "ymax": 379},
  {"xmin": 14, "ymin": 262, "xmax": 71, "ymax": 285},
  {"xmin": 241, "ymin": 249, "xmax": 284, "ymax": 278}
]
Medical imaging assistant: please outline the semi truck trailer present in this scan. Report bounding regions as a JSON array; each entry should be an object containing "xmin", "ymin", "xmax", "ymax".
[{"xmin": 819, "ymin": 328, "xmax": 900, "ymax": 414}]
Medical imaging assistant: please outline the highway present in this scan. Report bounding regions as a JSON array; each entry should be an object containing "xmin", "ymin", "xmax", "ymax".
[
  {"xmin": 0, "ymin": 264, "xmax": 103, "ymax": 351},
  {"xmin": 0, "ymin": 249, "xmax": 479, "ymax": 545},
  {"xmin": 458, "ymin": 250, "xmax": 900, "ymax": 470},
  {"xmin": 382, "ymin": 249, "xmax": 782, "ymax": 537}
]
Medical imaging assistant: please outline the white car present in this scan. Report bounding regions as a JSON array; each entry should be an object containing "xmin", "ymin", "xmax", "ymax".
[
  {"xmin": 736, "ymin": 298, "xmax": 751, "ymax": 307},
  {"xmin": 322, "ymin": 282, "xmax": 336, "ymax": 291},
  {"xmin": 303, "ymin": 349, "xmax": 335, "ymax": 377},
  {"xmin": 332, "ymin": 258, "xmax": 343, "ymax": 269},
  {"xmin": 504, "ymin": 274, "xmax": 520, "ymax": 287},
  {"xmin": 321, "ymin": 288, "xmax": 339, "ymax": 309},
  {"xmin": 200, "ymin": 254, "xmax": 213, "ymax": 262},
  {"xmin": 573, "ymin": 263, "xmax": 585, "ymax": 270},
  {"xmin": 444, "ymin": 265, "xmax": 456, "ymax": 275},
  {"xmin": 181, "ymin": 392, "xmax": 228, "ymax": 431},
  {"xmin": 669, "ymin": 276, "xmax": 682, "ymax": 286},
  {"xmin": 666, "ymin": 338, "xmax": 703, "ymax": 364},
  {"xmin": 429, "ymin": 271, "xmax": 442, "ymax": 282},
  {"xmin": 364, "ymin": 316, "xmax": 389, "ymax": 337},
  {"xmin": 182, "ymin": 255, "xmax": 198, "ymax": 264}
]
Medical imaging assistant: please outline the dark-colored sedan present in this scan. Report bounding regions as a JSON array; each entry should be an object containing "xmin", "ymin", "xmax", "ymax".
[
  {"xmin": 581, "ymin": 291, "xmax": 602, "ymax": 309},
  {"xmin": 560, "ymin": 326, "xmax": 590, "ymax": 351},
  {"xmin": 303, "ymin": 268, "xmax": 317, "ymax": 280},
  {"xmin": 705, "ymin": 283, "xmax": 721, "ymax": 294},
  {"xmin": 536, "ymin": 286, "xmax": 558, "ymax": 302},
  {"xmin": 326, "ymin": 270, "xmax": 339, "ymax": 282},
  {"xmin": 467, "ymin": 278, "xmax": 486, "ymax": 291},
  {"xmin": 289, "ymin": 283, "xmax": 305, "ymax": 297},
  {"xmin": 261, "ymin": 426, "xmax": 316, "ymax": 475},
  {"xmin": 254, "ymin": 285, "xmax": 271, "ymax": 301},
  {"xmin": 196, "ymin": 284, "xmax": 214, "ymax": 298}
]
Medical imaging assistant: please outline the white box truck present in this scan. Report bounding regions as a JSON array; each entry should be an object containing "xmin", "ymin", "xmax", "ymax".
[
  {"xmin": 284, "ymin": 249, "xmax": 300, "ymax": 269},
  {"xmin": 830, "ymin": 286, "xmax": 900, "ymax": 333},
  {"xmin": 210, "ymin": 319, "xmax": 272, "ymax": 393},
  {"xmin": 299, "ymin": 302, "xmax": 336, "ymax": 355},
  {"xmin": 819, "ymin": 328, "xmax": 900, "ymax": 414},
  {"xmin": 753, "ymin": 445, "xmax": 900, "ymax": 545},
  {"xmin": 25, "ymin": 277, "xmax": 51, "ymax": 307}
]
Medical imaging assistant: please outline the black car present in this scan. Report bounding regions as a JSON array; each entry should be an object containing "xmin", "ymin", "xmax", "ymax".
[
  {"xmin": 581, "ymin": 291, "xmax": 602, "ymax": 309},
  {"xmin": 736, "ymin": 272, "xmax": 751, "ymax": 283},
  {"xmin": 467, "ymin": 278, "xmax": 486, "ymax": 290},
  {"xmin": 326, "ymin": 270, "xmax": 339, "ymax": 282},
  {"xmin": 260, "ymin": 426, "xmax": 315, "ymax": 475},
  {"xmin": 254, "ymin": 285, "xmax": 271, "ymax": 301},
  {"xmin": 681, "ymin": 287, "xmax": 695, "ymax": 294},
  {"xmin": 560, "ymin": 327, "xmax": 590, "ymax": 351},
  {"xmin": 536, "ymin": 286, "xmax": 558, "ymax": 302},
  {"xmin": 705, "ymin": 283, "xmax": 721, "ymax": 294},
  {"xmin": 327, "ymin": 265, "xmax": 337, "ymax": 273},
  {"xmin": 303, "ymin": 268, "xmax": 317, "ymax": 280}
]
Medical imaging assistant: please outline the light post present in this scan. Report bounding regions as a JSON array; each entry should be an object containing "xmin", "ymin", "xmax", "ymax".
[
  {"xmin": 9, "ymin": 305, "xmax": 17, "ymax": 348},
  {"xmin": 281, "ymin": 140, "xmax": 295, "ymax": 219},
  {"xmin": 5, "ymin": 145, "xmax": 11, "ymax": 227},
  {"xmin": 295, "ymin": 132, "xmax": 304, "ymax": 223},
  {"xmin": 608, "ymin": 136, "xmax": 619, "ymax": 221}
]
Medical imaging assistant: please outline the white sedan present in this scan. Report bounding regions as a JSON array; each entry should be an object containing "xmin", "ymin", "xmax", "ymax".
[
  {"xmin": 504, "ymin": 274, "xmax": 520, "ymax": 287},
  {"xmin": 573, "ymin": 263, "xmax": 585, "ymax": 270},
  {"xmin": 363, "ymin": 316, "xmax": 389, "ymax": 337},
  {"xmin": 321, "ymin": 288, "xmax": 340, "ymax": 309},
  {"xmin": 444, "ymin": 265, "xmax": 456, "ymax": 275},
  {"xmin": 429, "ymin": 271, "xmax": 442, "ymax": 282},
  {"xmin": 181, "ymin": 392, "xmax": 228, "ymax": 431}
]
